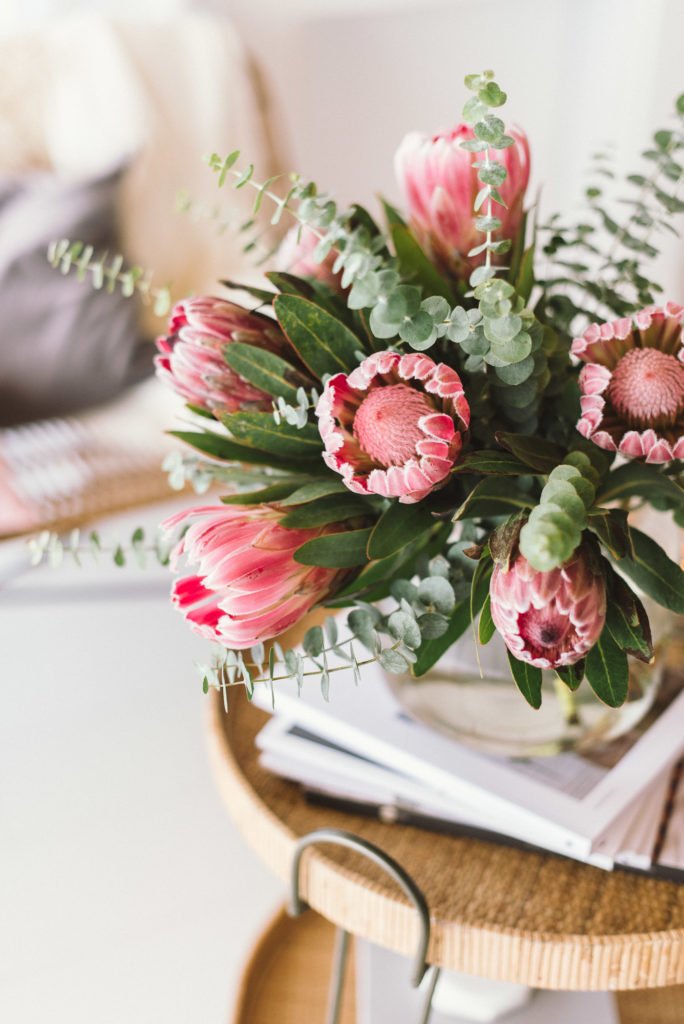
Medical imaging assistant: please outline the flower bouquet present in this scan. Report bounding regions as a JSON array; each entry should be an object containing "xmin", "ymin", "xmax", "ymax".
[{"xmin": 48, "ymin": 70, "xmax": 684, "ymax": 722}]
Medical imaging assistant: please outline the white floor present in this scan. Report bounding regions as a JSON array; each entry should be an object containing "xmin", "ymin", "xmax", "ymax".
[{"xmin": 0, "ymin": 501, "xmax": 617, "ymax": 1023}]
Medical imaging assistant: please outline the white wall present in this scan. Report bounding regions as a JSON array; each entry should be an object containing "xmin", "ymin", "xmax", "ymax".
[{"xmin": 5, "ymin": 0, "xmax": 684, "ymax": 297}]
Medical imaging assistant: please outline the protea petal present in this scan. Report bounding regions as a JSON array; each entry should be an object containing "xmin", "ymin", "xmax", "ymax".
[
  {"xmin": 489, "ymin": 547, "xmax": 606, "ymax": 669},
  {"xmin": 394, "ymin": 123, "xmax": 530, "ymax": 280},
  {"xmin": 574, "ymin": 304, "xmax": 684, "ymax": 464},
  {"xmin": 163, "ymin": 503, "xmax": 351, "ymax": 649},
  {"xmin": 316, "ymin": 350, "xmax": 469, "ymax": 504},
  {"xmin": 154, "ymin": 296, "xmax": 296, "ymax": 416}
]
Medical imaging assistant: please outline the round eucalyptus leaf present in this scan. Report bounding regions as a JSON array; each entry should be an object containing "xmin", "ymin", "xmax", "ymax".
[
  {"xmin": 494, "ymin": 355, "xmax": 535, "ymax": 385},
  {"xmin": 400, "ymin": 311, "xmax": 437, "ymax": 349},
  {"xmin": 418, "ymin": 576, "xmax": 456, "ymax": 615},
  {"xmin": 378, "ymin": 648, "xmax": 410, "ymax": 674}
]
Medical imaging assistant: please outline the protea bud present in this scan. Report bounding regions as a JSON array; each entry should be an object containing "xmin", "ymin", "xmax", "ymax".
[
  {"xmin": 394, "ymin": 123, "xmax": 530, "ymax": 280},
  {"xmin": 277, "ymin": 225, "xmax": 342, "ymax": 291},
  {"xmin": 489, "ymin": 545, "xmax": 606, "ymax": 669},
  {"xmin": 573, "ymin": 303, "xmax": 684, "ymax": 462},
  {"xmin": 161, "ymin": 503, "xmax": 351, "ymax": 649},
  {"xmin": 155, "ymin": 297, "xmax": 291, "ymax": 416},
  {"xmin": 316, "ymin": 350, "xmax": 469, "ymax": 504}
]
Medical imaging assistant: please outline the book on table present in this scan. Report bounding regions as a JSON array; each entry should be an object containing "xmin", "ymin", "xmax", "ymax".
[{"xmin": 251, "ymin": 660, "xmax": 684, "ymax": 875}]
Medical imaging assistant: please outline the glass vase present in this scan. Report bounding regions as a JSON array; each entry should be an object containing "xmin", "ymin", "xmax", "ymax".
[{"xmin": 390, "ymin": 601, "xmax": 678, "ymax": 758}]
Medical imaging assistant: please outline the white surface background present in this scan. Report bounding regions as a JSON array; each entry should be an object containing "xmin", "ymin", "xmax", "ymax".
[{"xmin": 0, "ymin": 502, "xmax": 284, "ymax": 1023}]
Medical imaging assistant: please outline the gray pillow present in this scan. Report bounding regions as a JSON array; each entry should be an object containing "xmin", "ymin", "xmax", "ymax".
[{"xmin": 0, "ymin": 168, "xmax": 152, "ymax": 426}]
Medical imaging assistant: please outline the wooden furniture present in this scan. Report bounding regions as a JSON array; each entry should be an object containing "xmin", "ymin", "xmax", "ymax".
[
  {"xmin": 208, "ymin": 688, "xmax": 684, "ymax": 1022},
  {"xmin": 229, "ymin": 908, "xmax": 356, "ymax": 1024}
]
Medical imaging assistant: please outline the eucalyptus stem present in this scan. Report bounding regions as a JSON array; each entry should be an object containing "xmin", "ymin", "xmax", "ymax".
[
  {"xmin": 232, "ymin": 656, "xmax": 378, "ymax": 690},
  {"xmin": 484, "ymin": 142, "xmax": 494, "ymax": 272}
]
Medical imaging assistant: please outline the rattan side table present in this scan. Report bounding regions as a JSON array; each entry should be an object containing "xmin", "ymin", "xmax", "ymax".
[{"xmin": 208, "ymin": 688, "xmax": 684, "ymax": 1023}]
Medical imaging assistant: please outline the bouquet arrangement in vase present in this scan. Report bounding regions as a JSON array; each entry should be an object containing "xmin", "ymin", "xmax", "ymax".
[{"xmin": 46, "ymin": 70, "xmax": 684, "ymax": 725}]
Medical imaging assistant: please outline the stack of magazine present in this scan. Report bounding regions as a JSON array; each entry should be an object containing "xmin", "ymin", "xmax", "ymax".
[{"xmin": 252, "ymin": 660, "xmax": 684, "ymax": 877}]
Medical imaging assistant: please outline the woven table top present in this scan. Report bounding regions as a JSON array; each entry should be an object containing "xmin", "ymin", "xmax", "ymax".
[{"xmin": 207, "ymin": 687, "xmax": 684, "ymax": 992}]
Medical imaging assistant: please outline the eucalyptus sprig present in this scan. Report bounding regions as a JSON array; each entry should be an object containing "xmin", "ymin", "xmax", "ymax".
[
  {"xmin": 27, "ymin": 527, "xmax": 173, "ymax": 569},
  {"xmin": 541, "ymin": 93, "xmax": 684, "ymax": 329},
  {"xmin": 47, "ymin": 239, "xmax": 172, "ymax": 317}
]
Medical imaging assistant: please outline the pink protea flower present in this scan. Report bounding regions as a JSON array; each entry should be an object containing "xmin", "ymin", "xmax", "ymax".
[
  {"xmin": 573, "ymin": 303, "xmax": 684, "ymax": 463},
  {"xmin": 277, "ymin": 225, "xmax": 342, "ymax": 291},
  {"xmin": 162, "ymin": 503, "xmax": 350, "ymax": 649},
  {"xmin": 394, "ymin": 123, "xmax": 530, "ymax": 279},
  {"xmin": 155, "ymin": 297, "xmax": 290, "ymax": 415},
  {"xmin": 489, "ymin": 547, "xmax": 607, "ymax": 670},
  {"xmin": 316, "ymin": 351, "xmax": 469, "ymax": 504}
]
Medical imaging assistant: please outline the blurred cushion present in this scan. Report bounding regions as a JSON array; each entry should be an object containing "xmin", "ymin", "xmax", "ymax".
[{"xmin": 0, "ymin": 167, "xmax": 152, "ymax": 426}]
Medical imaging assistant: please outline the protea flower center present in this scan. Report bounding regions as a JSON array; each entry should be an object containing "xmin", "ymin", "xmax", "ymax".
[
  {"xmin": 317, "ymin": 350, "xmax": 470, "ymax": 503},
  {"xmin": 517, "ymin": 610, "xmax": 571, "ymax": 661},
  {"xmin": 606, "ymin": 347, "xmax": 684, "ymax": 430},
  {"xmin": 352, "ymin": 384, "xmax": 433, "ymax": 466}
]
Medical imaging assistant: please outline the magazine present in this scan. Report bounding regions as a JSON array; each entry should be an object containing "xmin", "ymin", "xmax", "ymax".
[{"xmin": 252, "ymin": 663, "xmax": 684, "ymax": 869}]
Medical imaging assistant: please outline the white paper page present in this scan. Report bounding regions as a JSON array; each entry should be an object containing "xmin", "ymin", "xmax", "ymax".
[
  {"xmin": 592, "ymin": 774, "xmax": 665, "ymax": 861},
  {"xmin": 253, "ymin": 664, "xmax": 684, "ymax": 857},
  {"xmin": 257, "ymin": 718, "xmax": 526, "ymax": 833},
  {"xmin": 655, "ymin": 769, "xmax": 684, "ymax": 871},
  {"xmin": 257, "ymin": 717, "xmax": 614, "ymax": 869},
  {"xmin": 614, "ymin": 771, "xmax": 673, "ymax": 869}
]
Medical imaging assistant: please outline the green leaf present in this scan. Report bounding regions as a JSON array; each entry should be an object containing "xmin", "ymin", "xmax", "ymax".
[
  {"xmin": 463, "ymin": 96, "xmax": 488, "ymax": 123},
  {"xmin": 556, "ymin": 662, "xmax": 584, "ymax": 691},
  {"xmin": 366, "ymin": 500, "xmax": 436, "ymax": 560},
  {"xmin": 294, "ymin": 529, "xmax": 372, "ymax": 568},
  {"xmin": 585, "ymin": 629, "xmax": 629, "ymax": 707},
  {"xmin": 418, "ymin": 576, "xmax": 456, "ymax": 616},
  {"xmin": 303, "ymin": 625, "xmax": 324, "ymax": 657},
  {"xmin": 185, "ymin": 402, "xmax": 217, "ymax": 421},
  {"xmin": 478, "ymin": 81, "xmax": 507, "ymax": 107},
  {"xmin": 514, "ymin": 244, "xmax": 536, "ymax": 304},
  {"xmin": 617, "ymin": 527, "xmax": 684, "ymax": 613},
  {"xmin": 380, "ymin": 197, "xmax": 407, "ymax": 229},
  {"xmin": 586, "ymin": 508, "xmax": 632, "ymax": 559},
  {"xmin": 390, "ymin": 224, "xmax": 456, "ymax": 302},
  {"xmin": 388, "ymin": 610, "xmax": 422, "ymax": 650},
  {"xmin": 347, "ymin": 608, "xmax": 378, "ymax": 649},
  {"xmin": 478, "ymin": 594, "xmax": 496, "ymax": 644},
  {"xmin": 223, "ymin": 343, "xmax": 301, "ymax": 402},
  {"xmin": 274, "ymin": 294, "xmax": 363, "ymax": 379},
  {"xmin": 280, "ymin": 494, "xmax": 370, "ymax": 528},
  {"xmin": 605, "ymin": 571, "xmax": 653, "ymax": 663},
  {"xmin": 411, "ymin": 599, "xmax": 471, "ymax": 677},
  {"xmin": 169, "ymin": 429, "xmax": 288, "ymax": 467},
  {"xmin": 453, "ymin": 478, "xmax": 533, "ymax": 521},
  {"xmin": 221, "ymin": 412, "xmax": 322, "ymax": 458},
  {"xmin": 280, "ymin": 479, "xmax": 349, "ymax": 505},
  {"xmin": 399, "ymin": 310, "xmax": 436, "ymax": 348},
  {"xmin": 489, "ymin": 511, "xmax": 527, "ymax": 570},
  {"xmin": 507, "ymin": 653, "xmax": 542, "ymax": 709},
  {"xmin": 330, "ymin": 549, "xmax": 429, "ymax": 606},
  {"xmin": 378, "ymin": 649, "xmax": 410, "ymax": 674},
  {"xmin": 267, "ymin": 270, "xmax": 318, "ymax": 299},
  {"xmin": 451, "ymin": 450, "xmax": 532, "ymax": 476},
  {"xmin": 220, "ymin": 279, "xmax": 276, "ymax": 304},
  {"xmin": 220, "ymin": 480, "xmax": 305, "ymax": 505},
  {"xmin": 495, "ymin": 432, "xmax": 566, "ymax": 473},
  {"xmin": 470, "ymin": 550, "xmax": 493, "ymax": 624},
  {"xmin": 597, "ymin": 462, "xmax": 684, "ymax": 508}
]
